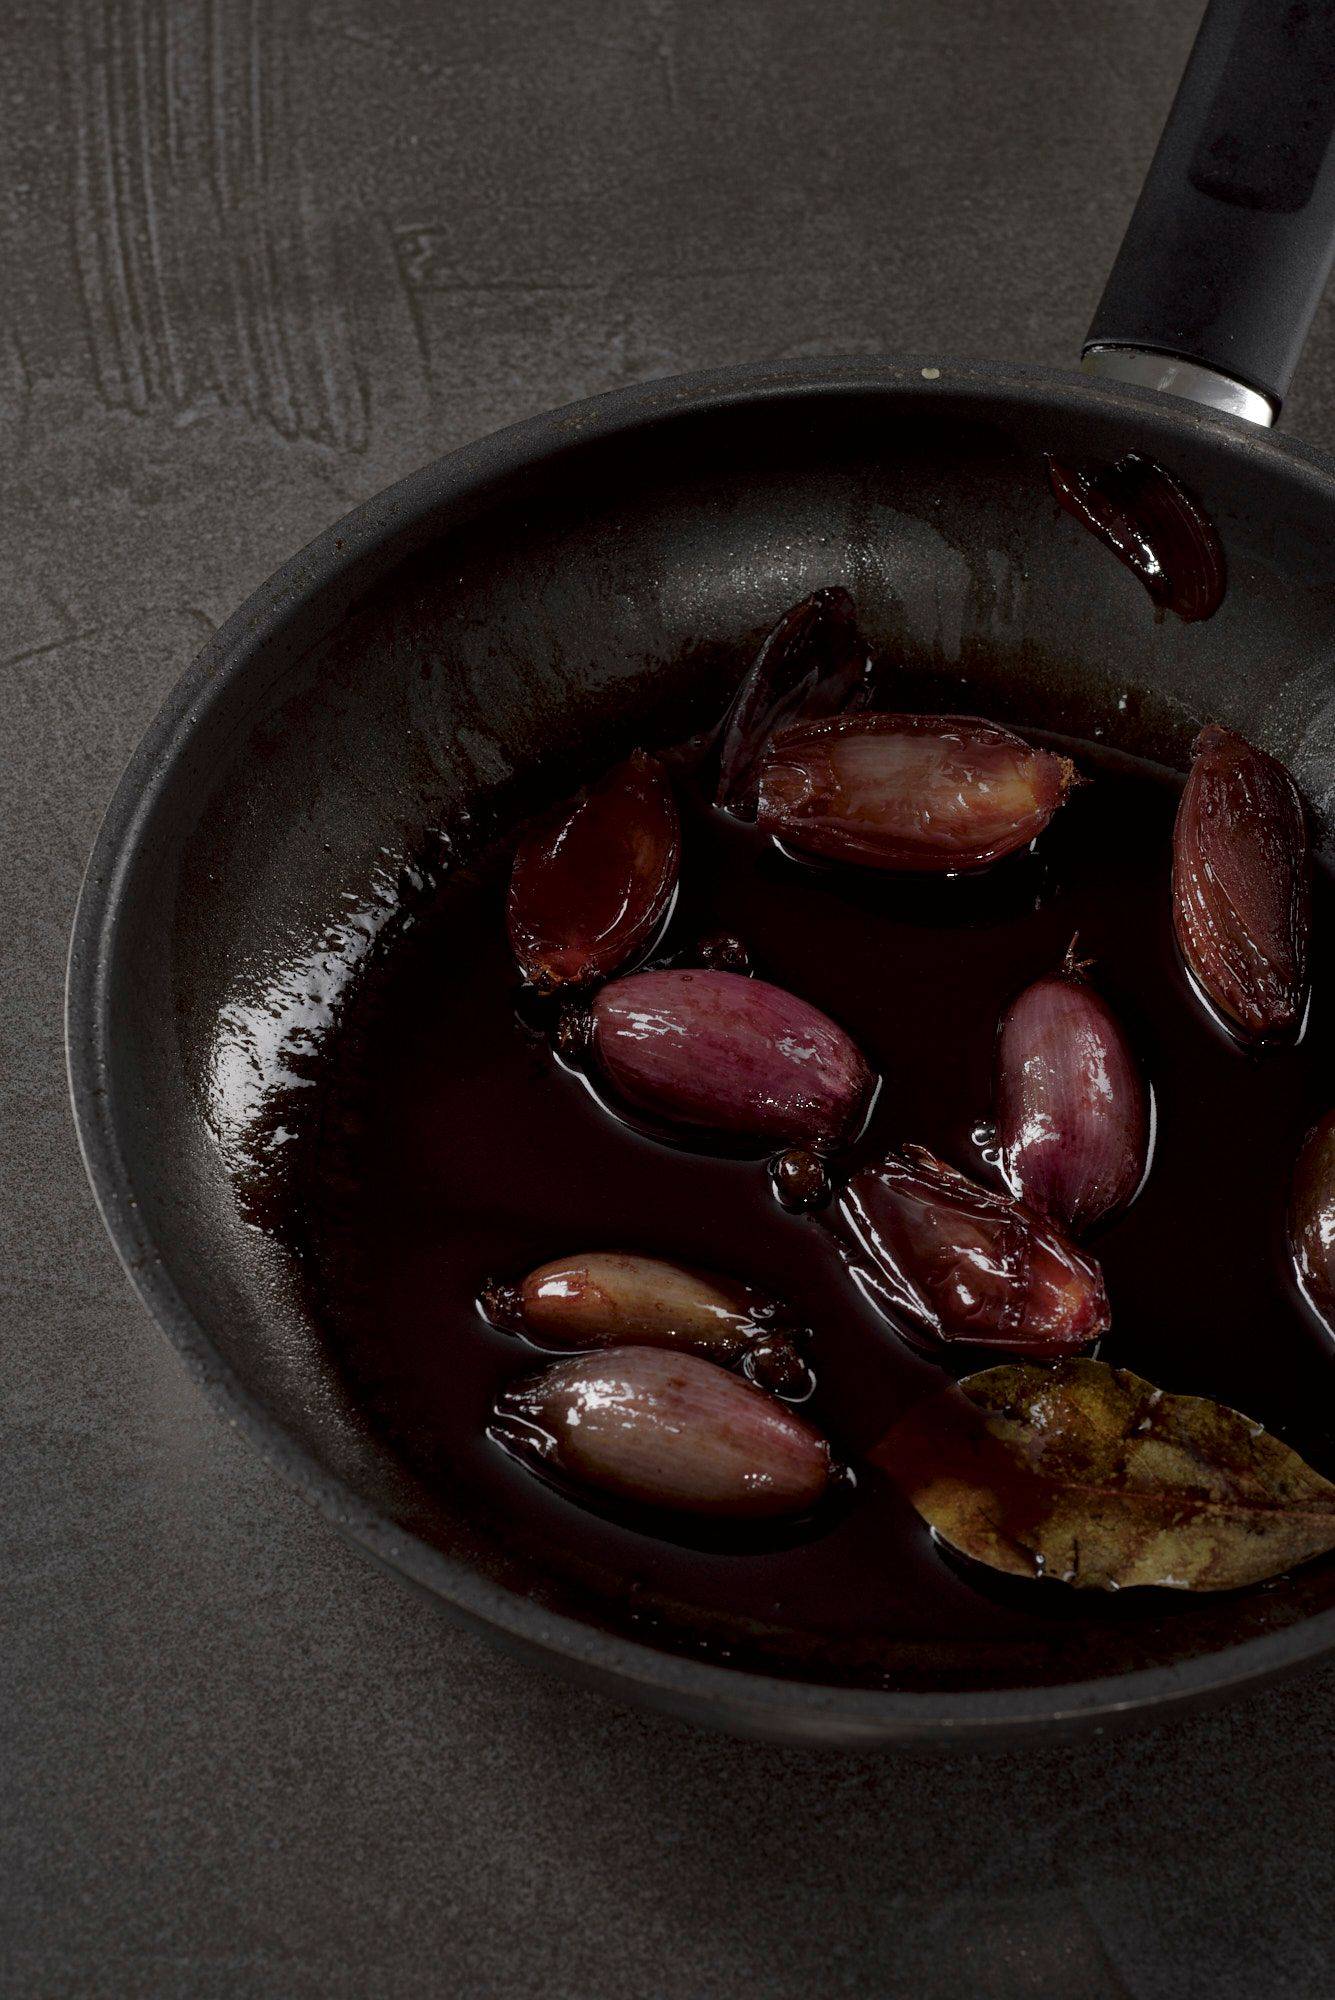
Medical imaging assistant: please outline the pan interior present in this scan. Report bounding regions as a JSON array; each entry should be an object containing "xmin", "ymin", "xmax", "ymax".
[{"xmin": 86, "ymin": 377, "xmax": 1335, "ymax": 1721}]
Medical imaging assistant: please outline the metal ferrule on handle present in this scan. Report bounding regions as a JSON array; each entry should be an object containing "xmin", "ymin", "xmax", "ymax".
[{"xmin": 1084, "ymin": 0, "xmax": 1335, "ymax": 426}]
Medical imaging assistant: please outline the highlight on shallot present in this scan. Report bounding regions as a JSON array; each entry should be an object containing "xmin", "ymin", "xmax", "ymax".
[
  {"xmin": 1171, "ymin": 724, "xmax": 1310, "ymax": 1044},
  {"xmin": 491, "ymin": 1346, "xmax": 834, "ymax": 1519},
  {"xmin": 833, "ymin": 1144, "xmax": 1110, "ymax": 1356},
  {"xmin": 755, "ymin": 712, "xmax": 1078, "ymax": 873},
  {"xmin": 994, "ymin": 941, "xmax": 1150, "ymax": 1233},
  {"xmin": 507, "ymin": 750, "xmax": 680, "ymax": 991}
]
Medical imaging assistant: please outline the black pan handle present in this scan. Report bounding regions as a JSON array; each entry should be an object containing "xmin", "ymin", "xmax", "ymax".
[{"xmin": 1083, "ymin": 0, "xmax": 1335, "ymax": 425}]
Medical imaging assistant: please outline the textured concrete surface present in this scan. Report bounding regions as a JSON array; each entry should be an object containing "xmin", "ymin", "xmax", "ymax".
[{"xmin": 3, "ymin": 2, "xmax": 1334, "ymax": 1994}]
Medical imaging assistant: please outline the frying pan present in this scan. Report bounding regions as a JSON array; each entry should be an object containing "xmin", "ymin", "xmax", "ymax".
[{"xmin": 67, "ymin": 0, "xmax": 1335, "ymax": 1745}]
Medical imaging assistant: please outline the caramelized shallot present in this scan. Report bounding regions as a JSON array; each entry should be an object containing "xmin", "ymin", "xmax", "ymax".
[
  {"xmin": 1046, "ymin": 452, "xmax": 1225, "ymax": 621},
  {"xmin": 492, "ymin": 1346, "xmax": 833, "ymax": 1517},
  {"xmin": 755, "ymin": 713, "xmax": 1077, "ymax": 872},
  {"xmin": 587, "ymin": 968, "xmax": 874, "ymax": 1148},
  {"xmin": 834, "ymin": 1145, "xmax": 1110, "ymax": 1355},
  {"xmin": 995, "ymin": 943, "xmax": 1149, "ymax": 1232},
  {"xmin": 479, "ymin": 1250, "xmax": 800, "ymax": 1363},
  {"xmin": 716, "ymin": 587, "xmax": 871, "ymax": 812},
  {"xmin": 1290, "ymin": 1110, "xmax": 1335, "ymax": 1328},
  {"xmin": 507, "ymin": 751, "xmax": 680, "ymax": 991},
  {"xmin": 1172, "ymin": 724, "xmax": 1310, "ymax": 1043}
]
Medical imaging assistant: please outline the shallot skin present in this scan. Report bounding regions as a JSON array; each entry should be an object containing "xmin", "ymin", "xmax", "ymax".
[
  {"xmin": 995, "ymin": 952, "xmax": 1149, "ymax": 1233},
  {"xmin": 835, "ymin": 1145, "xmax": 1110, "ymax": 1355},
  {"xmin": 507, "ymin": 750, "xmax": 680, "ymax": 991},
  {"xmin": 588, "ymin": 968, "xmax": 874, "ymax": 1149},
  {"xmin": 755, "ymin": 713, "xmax": 1077, "ymax": 873},
  {"xmin": 1172, "ymin": 724, "xmax": 1310, "ymax": 1044},
  {"xmin": 715, "ymin": 587, "xmax": 870, "ymax": 812},
  {"xmin": 1290, "ymin": 1111, "xmax": 1335, "ymax": 1328},
  {"xmin": 492, "ymin": 1346, "xmax": 833, "ymax": 1518}
]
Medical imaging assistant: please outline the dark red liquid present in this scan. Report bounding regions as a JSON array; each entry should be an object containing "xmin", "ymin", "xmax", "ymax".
[{"xmin": 266, "ymin": 737, "xmax": 1335, "ymax": 1688}]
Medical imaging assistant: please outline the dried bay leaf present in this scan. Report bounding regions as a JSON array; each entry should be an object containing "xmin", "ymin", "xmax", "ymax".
[{"xmin": 872, "ymin": 1357, "xmax": 1335, "ymax": 1592}]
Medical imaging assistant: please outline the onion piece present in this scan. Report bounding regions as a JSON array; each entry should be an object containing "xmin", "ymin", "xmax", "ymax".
[
  {"xmin": 834, "ymin": 1144, "xmax": 1110, "ymax": 1356},
  {"xmin": 995, "ymin": 943, "xmax": 1150, "ymax": 1233},
  {"xmin": 756, "ymin": 713, "xmax": 1077, "ymax": 873},
  {"xmin": 507, "ymin": 750, "xmax": 680, "ymax": 991},
  {"xmin": 1172, "ymin": 724, "xmax": 1310, "ymax": 1044}
]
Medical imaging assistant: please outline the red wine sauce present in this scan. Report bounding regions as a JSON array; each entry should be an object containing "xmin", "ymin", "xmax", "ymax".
[{"xmin": 264, "ymin": 739, "xmax": 1335, "ymax": 1686}]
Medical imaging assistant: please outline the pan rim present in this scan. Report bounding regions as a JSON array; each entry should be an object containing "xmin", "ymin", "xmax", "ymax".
[{"xmin": 66, "ymin": 351, "xmax": 1335, "ymax": 1744}]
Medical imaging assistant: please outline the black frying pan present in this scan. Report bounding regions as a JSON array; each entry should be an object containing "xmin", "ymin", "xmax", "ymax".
[{"xmin": 68, "ymin": 0, "xmax": 1335, "ymax": 1744}]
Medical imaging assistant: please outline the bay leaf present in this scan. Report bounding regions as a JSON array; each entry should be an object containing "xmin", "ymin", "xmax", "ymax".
[{"xmin": 872, "ymin": 1357, "xmax": 1335, "ymax": 1591}]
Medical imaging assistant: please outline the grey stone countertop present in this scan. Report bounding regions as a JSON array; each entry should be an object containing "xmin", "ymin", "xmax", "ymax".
[{"xmin": 3, "ymin": 2, "xmax": 1332, "ymax": 1994}]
